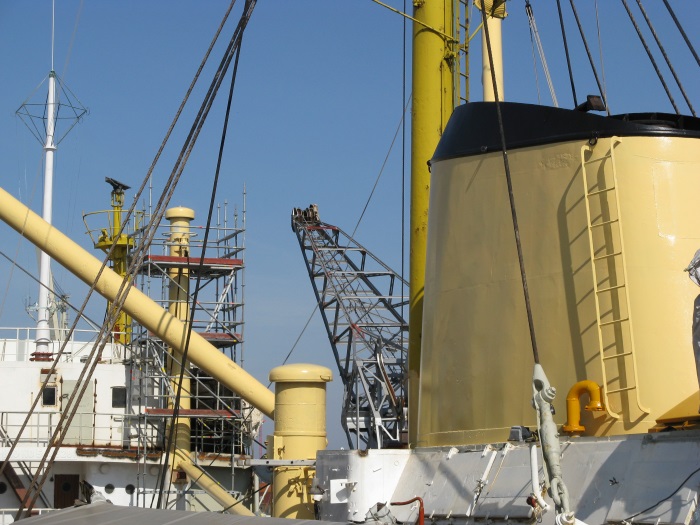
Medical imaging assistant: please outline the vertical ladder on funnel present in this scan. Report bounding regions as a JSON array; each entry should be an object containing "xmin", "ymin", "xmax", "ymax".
[
  {"xmin": 291, "ymin": 205, "xmax": 408, "ymax": 449},
  {"xmin": 455, "ymin": 0, "xmax": 471, "ymax": 105},
  {"xmin": 580, "ymin": 138, "xmax": 649, "ymax": 419}
]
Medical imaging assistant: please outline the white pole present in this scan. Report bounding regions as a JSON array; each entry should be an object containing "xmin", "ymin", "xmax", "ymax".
[
  {"xmin": 482, "ymin": 16, "xmax": 504, "ymax": 102},
  {"xmin": 36, "ymin": 71, "xmax": 58, "ymax": 351}
]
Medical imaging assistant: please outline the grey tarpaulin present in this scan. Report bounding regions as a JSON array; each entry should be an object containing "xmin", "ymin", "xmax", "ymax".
[
  {"xmin": 686, "ymin": 249, "xmax": 700, "ymax": 399},
  {"xmin": 20, "ymin": 502, "xmax": 349, "ymax": 525},
  {"xmin": 687, "ymin": 249, "xmax": 700, "ymax": 286}
]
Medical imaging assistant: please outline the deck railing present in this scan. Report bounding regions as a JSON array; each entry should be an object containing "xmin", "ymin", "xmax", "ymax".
[
  {"xmin": 0, "ymin": 410, "xmax": 162, "ymax": 450},
  {"xmin": 0, "ymin": 328, "xmax": 125, "ymax": 363},
  {"xmin": 0, "ymin": 507, "xmax": 56, "ymax": 524}
]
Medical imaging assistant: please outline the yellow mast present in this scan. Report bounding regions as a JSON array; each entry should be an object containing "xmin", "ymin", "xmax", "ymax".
[
  {"xmin": 409, "ymin": 0, "xmax": 456, "ymax": 445},
  {"xmin": 95, "ymin": 178, "xmax": 134, "ymax": 344}
]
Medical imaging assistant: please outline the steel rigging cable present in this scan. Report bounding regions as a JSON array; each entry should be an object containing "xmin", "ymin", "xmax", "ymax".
[
  {"xmin": 567, "ymin": 0, "xmax": 610, "ymax": 114},
  {"xmin": 620, "ymin": 0, "xmax": 680, "ymax": 115},
  {"xmin": 555, "ymin": 0, "xmax": 578, "ymax": 107},
  {"xmin": 12, "ymin": 0, "xmax": 242, "ymax": 517},
  {"xmin": 157, "ymin": 2, "xmax": 255, "ymax": 507},
  {"xmin": 525, "ymin": 1, "xmax": 558, "ymax": 107},
  {"xmin": 633, "ymin": 0, "xmax": 695, "ymax": 116},
  {"xmin": 662, "ymin": 0, "xmax": 700, "ymax": 68},
  {"xmin": 479, "ymin": 4, "xmax": 540, "ymax": 364}
]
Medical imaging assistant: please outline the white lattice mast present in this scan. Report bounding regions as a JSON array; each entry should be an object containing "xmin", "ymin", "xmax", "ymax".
[{"xmin": 17, "ymin": 1, "xmax": 86, "ymax": 352}]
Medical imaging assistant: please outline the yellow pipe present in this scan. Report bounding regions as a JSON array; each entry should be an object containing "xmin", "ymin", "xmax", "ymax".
[
  {"xmin": 481, "ymin": 16, "xmax": 503, "ymax": 101},
  {"xmin": 166, "ymin": 207, "xmax": 195, "ymax": 471},
  {"xmin": 476, "ymin": 0, "xmax": 506, "ymax": 101},
  {"xmin": 269, "ymin": 364, "xmax": 331, "ymax": 519},
  {"xmin": 0, "ymin": 187, "xmax": 275, "ymax": 418},
  {"xmin": 177, "ymin": 457, "xmax": 254, "ymax": 516},
  {"xmin": 410, "ymin": 0, "xmax": 455, "ymax": 447},
  {"xmin": 562, "ymin": 380, "xmax": 604, "ymax": 433}
]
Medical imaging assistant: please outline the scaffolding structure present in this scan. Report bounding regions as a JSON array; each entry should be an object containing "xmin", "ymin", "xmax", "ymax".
[
  {"xmin": 131, "ymin": 198, "xmax": 254, "ymax": 454},
  {"xmin": 82, "ymin": 189, "xmax": 258, "ymax": 506},
  {"xmin": 291, "ymin": 205, "xmax": 408, "ymax": 449}
]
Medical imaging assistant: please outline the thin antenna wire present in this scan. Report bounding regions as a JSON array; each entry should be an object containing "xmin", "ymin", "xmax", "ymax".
[
  {"xmin": 61, "ymin": 0, "xmax": 84, "ymax": 83},
  {"xmin": 635, "ymin": 0, "xmax": 695, "ymax": 116},
  {"xmin": 594, "ymin": 0, "xmax": 608, "ymax": 109},
  {"xmin": 527, "ymin": 6, "xmax": 542, "ymax": 105},
  {"xmin": 556, "ymin": 0, "xmax": 577, "ymax": 107},
  {"xmin": 662, "ymin": 0, "xmax": 700, "ymax": 68},
  {"xmin": 525, "ymin": 1, "xmax": 558, "ymax": 107},
  {"xmin": 568, "ymin": 0, "xmax": 610, "ymax": 114},
  {"xmin": 51, "ymin": 0, "xmax": 55, "ymax": 70},
  {"xmin": 351, "ymin": 96, "xmax": 411, "ymax": 238},
  {"xmin": 619, "ymin": 0, "xmax": 679, "ymax": 114}
]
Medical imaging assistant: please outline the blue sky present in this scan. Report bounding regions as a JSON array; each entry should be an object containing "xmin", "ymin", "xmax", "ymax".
[{"xmin": 0, "ymin": 1, "xmax": 698, "ymax": 449}]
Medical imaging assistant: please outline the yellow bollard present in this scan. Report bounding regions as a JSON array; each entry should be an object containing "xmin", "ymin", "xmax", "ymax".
[{"xmin": 269, "ymin": 364, "xmax": 332, "ymax": 519}]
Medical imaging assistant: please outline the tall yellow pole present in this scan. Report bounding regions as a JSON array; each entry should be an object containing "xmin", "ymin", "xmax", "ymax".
[
  {"xmin": 165, "ymin": 207, "xmax": 195, "ymax": 482},
  {"xmin": 409, "ymin": 0, "xmax": 455, "ymax": 445},
  {"xmin": 478, "ymin": 1, "xmax": 506, "ymax": 101},
  {"xmin": 110, "ymin": 190, "xmax": 132, "ymax": 343},
  {"xmin": 95, "ymin": 184, "xmax": 134, "ymax": 344}
]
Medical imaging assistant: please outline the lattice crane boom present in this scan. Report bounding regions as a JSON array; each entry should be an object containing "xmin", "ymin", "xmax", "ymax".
[{"xmin": 291, "ymin": 205, "xmax": 408, "ymax": 449}]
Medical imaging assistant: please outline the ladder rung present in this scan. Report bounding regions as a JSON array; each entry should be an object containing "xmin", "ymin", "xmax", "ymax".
[
  {"xmin": 587, "ymin": 186, "xmax": 616, "ymax": 197},
  {"xmin": 596, "ymin": 284, "xmax": 626, "ymax": 294},
  {"xmin": 599, "ymin": 317, "xmax": 629, "ymax": 327},
  {"xmin": 584, "ymin": 153, "xmax": 612, "ymax": 167},
  {"xmin": 606, "ymin": 386, "xmax": 636, "ymax": 395},
  {"xmin": 593, "ymin": 251, "xmax": 622, "ymax": 261},
  {"xmin": 590, "ymin": 218, "xmax": 619, "ymax": 228},
  {"xmin": 602, "ymin": 351, "xmax": 632, "ymax": 360}
]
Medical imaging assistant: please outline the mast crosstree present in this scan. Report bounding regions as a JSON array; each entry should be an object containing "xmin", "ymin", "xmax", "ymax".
[
  {"xmin": 292, "ymin": 205, "xmax": 408, "ymax": 449},
  {"xmin": 16, "ymin": 71, "xmax": 87, "ymax": 356}
]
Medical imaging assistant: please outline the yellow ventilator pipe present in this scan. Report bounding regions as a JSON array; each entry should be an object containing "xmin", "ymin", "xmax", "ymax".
[
  {"xmin": 562, "ymin": 380, "xmax": 605, "ymax": 433},
  {"xmin": 0, "ymin": 187, "xmax": 275, "ymax": 418},
  {"xmin": 177, "ymin": 457, "xmax": 254, "ymax": 516},
  {"xmin": 165, "ymin": 207, "xmax": 195, "ymax": 474},
  {"xmin": 410, "ymin": 0, "xmax": 454, "ymax": 447},
  {"xmin": 479, "ymin": 1, "xmax": 505, "ymax": 102},
  {"xmin": 269, "ymin": 364, "xmax": 332, "ymax": 519}
]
